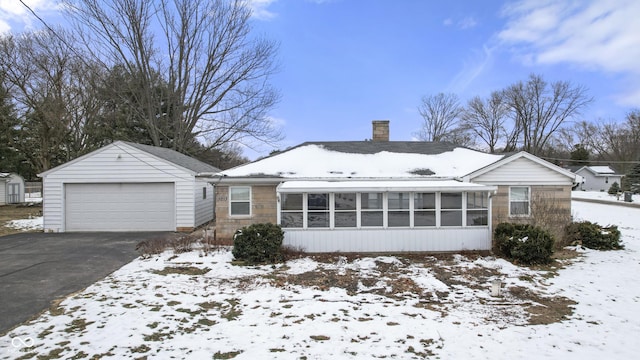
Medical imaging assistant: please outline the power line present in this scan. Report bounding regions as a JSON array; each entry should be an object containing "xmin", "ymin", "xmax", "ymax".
[{"xmin": 538, "ymin": 156, "xmax": 640, "ymax": 165}]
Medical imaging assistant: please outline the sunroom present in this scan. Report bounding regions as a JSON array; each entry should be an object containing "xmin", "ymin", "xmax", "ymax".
[{"xmin": 276, "ymin": 180, "xmax": 497, "ymax": 253}]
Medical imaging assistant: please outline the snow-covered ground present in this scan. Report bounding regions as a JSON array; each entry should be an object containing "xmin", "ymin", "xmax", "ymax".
[
  {"xmin": 1, "ymin": 201, "xmax": 639, "ymax": 359},
  {"xmin": 572, "ymin": 189, "xmax": 640, "ymax": 203},
  {"xmin": 5, "ymin": 216, "xmax": 43, "ymax": 231}
]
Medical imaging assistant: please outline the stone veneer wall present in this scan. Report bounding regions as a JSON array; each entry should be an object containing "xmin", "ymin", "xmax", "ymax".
[
  {"xmin": 492, "ymin": 184, "xmax": 572, "ymax": 242},
  {"xmin": 214, "ymin": 184, "xmax": 278, "ymax": 243}
]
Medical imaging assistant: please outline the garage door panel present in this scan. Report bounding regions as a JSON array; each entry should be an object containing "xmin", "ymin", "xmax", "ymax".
[{"xmin": 65, "ymin": 183, "xmax": 175, "ymax": 231}]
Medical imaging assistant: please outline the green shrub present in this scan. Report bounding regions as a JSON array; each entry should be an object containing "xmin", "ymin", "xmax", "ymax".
[
  {"xmin": 232, "ymin": 223, "xmax": 285, "ymax": 264},
  {"xmin": 564, "ymin": 221, "xmax": 623, "ymax": 250},
  {"xmin": 608, "ymin": 182, "xmax": 620, "ymax": 195},
  {"xmin": 494, "ymin": 223, "xmax": 554, "ymax": 264}
]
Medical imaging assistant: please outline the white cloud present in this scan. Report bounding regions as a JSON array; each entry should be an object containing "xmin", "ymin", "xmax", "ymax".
[
  {"xmin": 246, "ymin": 0, "xmax": 278, "ymax": 20},
  {"xmin": 498, "ymin": 0, "xmax": 640, "ymax": 75},
  {"xmin": 0, "ymin": 0, "xmax": 59, "ymax": 33},
  {"xmin": 458, "ymin": 16, "xmax": 477, "ymax": 29},
  {"xmin": 443, "ymin": 16, "xmax": 478, "ymax": 30},
  {"xmin": 447, "ymin": 45, "xmax": 495, "ymax": 93}
]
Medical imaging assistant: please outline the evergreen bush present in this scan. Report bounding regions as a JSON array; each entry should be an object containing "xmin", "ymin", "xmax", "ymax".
[
  {"xmin": 494, "ymin": 223, "xmax": 554, "ymax": 264},
  {"xmin": 607, "ymin": 181, "xmax": 620, "ymax": 195},
  {"xmin": 564, "ymin": 221, "xmax": 623, "ymax": 250},
  {"xmin": 232, "ymin": 223, "xmax": 284, "ymax": 264}
]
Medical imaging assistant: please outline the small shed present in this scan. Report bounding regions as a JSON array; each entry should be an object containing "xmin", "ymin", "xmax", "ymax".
[
  {"xmin": 574, "ymin": 166, "xmax": 623, "ymax": 192},
  {"xmin": 0, "ymin": 172, "xmax": 25, "ymax": 205},
  {"xmin": 38, "ymin": 141, "xmax": 221, "ymax": 232}
]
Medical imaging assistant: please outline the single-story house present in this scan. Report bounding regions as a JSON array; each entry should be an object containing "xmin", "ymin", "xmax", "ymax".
[
  {"xmin": 574, "ymin": 166, "xmax": 623, "ymax": 192},
  {"xmin": 0, "ymin": 172, "xmax": 25, "ymax": 205},
  {"xmin": 210, "ymin": 121, "xmax": 581, "ymax": 253},
  {"xmin": 38, "ymin": 141, "xmax": 220, "ymax": 232}
]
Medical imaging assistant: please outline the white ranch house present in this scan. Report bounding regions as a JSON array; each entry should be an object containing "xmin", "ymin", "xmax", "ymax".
[
  {"xmin": 574, "ymin": 166, "xmax": 623, "ymax": 192},
  {"xmin": 212, "ymin": 121, "xmax": 581, "ymax": 253},
  {"xmin": 39, "ymin": 141, "xmax": 220, "ymax": 232}
]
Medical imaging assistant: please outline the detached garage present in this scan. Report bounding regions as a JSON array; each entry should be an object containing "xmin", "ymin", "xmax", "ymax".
[{"xmin": 39, "ymin": 141, "xmax": 221, "ymax": 232}]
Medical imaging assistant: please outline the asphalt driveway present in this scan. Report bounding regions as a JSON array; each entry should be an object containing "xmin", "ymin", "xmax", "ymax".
[{"xmin": 0, "ymin": 232, "xmax": 173, "ymax": 334}]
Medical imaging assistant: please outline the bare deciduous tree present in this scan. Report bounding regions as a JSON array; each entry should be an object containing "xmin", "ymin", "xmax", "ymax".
[
  {"xmin": 0, "ymin": 29, "xmax": 96, "ymax": 173},
  {"xmin": 461, "ymin": 91, "xmax": 508, "ymax": 153},
  {"xmin": 65, "ymin": 0, "xmax": 282, "ymax": 152},
  {"xmin": 503, "ymin": 74, "xmax": 592, "ymax": 155},
  {"xmin": 416, "ymin": 92, "xmax": 461, "ymax": 142}
]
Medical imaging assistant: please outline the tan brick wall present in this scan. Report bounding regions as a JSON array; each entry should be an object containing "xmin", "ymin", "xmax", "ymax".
[
  {"xmin": 492, "ymin": 185, "xmax": 572, "ymax": 242},
  {"xmin": 214, "ymin": 184, "xmax": 278, "ymax": 243}
]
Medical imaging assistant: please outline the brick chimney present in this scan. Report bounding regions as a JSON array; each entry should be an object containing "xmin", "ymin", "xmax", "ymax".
[{"xmin": 372, "ymin": 120, "xmax": 389, "ymax": 141}]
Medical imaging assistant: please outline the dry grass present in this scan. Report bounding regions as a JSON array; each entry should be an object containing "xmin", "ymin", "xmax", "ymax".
[{"xmin": 0, "ymin": 204, "xmax": 42, "ymax": 237}]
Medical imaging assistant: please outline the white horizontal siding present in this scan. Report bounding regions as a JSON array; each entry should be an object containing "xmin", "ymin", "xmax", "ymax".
[
  {"xmin": 283, "ymin": 227, "xmax": 491, "ymax": 253},
  {"xmin": 194, "ymin": 180, "xmax": 214, "ymax": 227},
  {"xmin": 472, "ymin": 157, "xmax": 571, "ymax": 185},
  {"xmin": 42, "ymin": 143, "xmax": 197, "ymax": 232}
]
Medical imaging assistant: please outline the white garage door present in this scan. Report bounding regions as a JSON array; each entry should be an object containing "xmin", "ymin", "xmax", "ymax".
[{"xmin": 65, "ymin": 183, "xmax": 175, "ymax": 231}]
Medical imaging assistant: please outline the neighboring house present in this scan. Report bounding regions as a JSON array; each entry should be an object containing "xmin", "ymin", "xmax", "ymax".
[
  {"xmin": 574, "ymin": 166, "xmax": 623, "ymax": 192},
  {"xmin": 0, "ymin": 172, "xmax": 25, "ymax": 205},
  {"xmin": 211, "ymin": 121, "xmax": 581, "ymax": 253},
  {"xmin": 39, "ymin": 141, "xmax": 220, "ymax": 232}
]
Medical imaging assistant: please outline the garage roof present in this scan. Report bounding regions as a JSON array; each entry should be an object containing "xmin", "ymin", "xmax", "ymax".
[{"xmin": 122, "ymin": 142, "xmax": 221, "ymax": 174}]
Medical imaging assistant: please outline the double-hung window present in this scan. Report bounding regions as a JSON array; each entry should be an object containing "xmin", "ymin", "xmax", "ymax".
[
  {"xmin": 361, "ymin": 192, "xmax": 383, "ymax": 227},
  {"xmin": 510, "ymin": 187, "xmax": 530, "ymax": 216},
  {"xmin": 388, "ymin": 192, "xmax": 410, "ymax": 227},
  {"xmin": 334, "ymin": 193, "xmax": 357, "ymax": 227},
  {"xmin": 441, "ymin": 193, "xmax": 462, "ymax": 226},
  {"xmin": 281, "ymin": 193, "xmax": 303, "ymax": 228},
  {"xmin": 414, "ymin": 193, "xmax": 436, "ymax": 226},
  {"xmin": 307, "ymin": 193, "xmax": 329, "ymax": 228},
  {"xmin": 467, "ymin": 192, "xmax": 488, "ymax": 226},
  {"xmin": 229, "ymin": 186, "xmax": 251, "ymax": 216}
]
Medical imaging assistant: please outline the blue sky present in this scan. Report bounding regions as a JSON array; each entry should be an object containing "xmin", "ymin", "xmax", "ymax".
[{"xmin": 2, "ymin": 0, "xmax": 639, "ymax": 158}]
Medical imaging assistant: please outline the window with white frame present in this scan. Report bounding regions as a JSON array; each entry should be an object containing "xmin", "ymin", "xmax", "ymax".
[
  {"xmin": 281, "ymin": 193, "xmax": 303, "ymax": 228},
  {"xmin": 441, "ymin": 193, "xmax": 462, "ymax": 226},
  {"xmin": 361, "ymin": 192, "xmax": 383, "ymax": 227},
  {"xmin": 466, "ymin": 192, "xmax": 488, "ymax": 226},
  {"xmin": 229, "ymin": 186, "xmax": 251, "ymax": 216},
  {"xmin": 388, "ymin": 192, "xmax": 410, "ymax": 227},
  {"xmin": 414, "ymin": 193, "xmax": 436, "ymax": 227},
  {"xmin": 509, "ymin": 186, "xmax": 530, "ymax": 216},
  {"xmin": 334, "ymin": 193, "xmax": 357, "ymax": 227},
  {"xmin": 278, "ymin": 191, "xmax": 491, "ymax": 229},
  {"xmin": 307, "ymin": 193, "xmax": 329, "ymax": 228}
]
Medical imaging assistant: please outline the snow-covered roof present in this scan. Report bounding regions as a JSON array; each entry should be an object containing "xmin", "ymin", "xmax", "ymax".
[
  {"xmin": 278, "ymin": 180, "xmax": 496, "ymax": 193},
  {"xmin": 588, "ymin": 166, "xmax": 617, "ymax": 174},
  {"xmin": 222, "ymin": 143, "xmax": 505, "ymax": 179}
]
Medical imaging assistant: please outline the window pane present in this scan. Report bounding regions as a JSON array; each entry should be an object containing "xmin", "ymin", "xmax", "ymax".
[
  {"xmin": 282, "ymin": 193, "xmax": 303, "ymax": 210},
  {"xmin": 335, "ymin": 212, "xmax": 357, "ymax": 227},
  {"xmin": 414, "ymin": 193, "xmax": 435, "ymax": 210},
  {"xmin": 510, "ymin": 187, "xmax": 529, "ymax": 201},
  {"xmin": 308, "ymin": 212, "xmax": 329, "ymax": 228},
  {"xmin": 231, "ymin": 202, "xmax": 250, "ymax": 215},
  {"xmin": 414, "ymin": 211, "xmax": 436, "ymax": 227},
  {"xmin": 388, "ymin": 192, "xmax": 409, "ymax": 210},
  {"xmin": 308, "ymin": 193, "xmax": 328, "ymax": 210},
  {"xmin": 335, "ymin": 193, "xmax": 356, "ymax": 210},
  {"xmin": 230, "ymin": 187, "xmax": 250, "ymax": 201},
  {"xmin": 441, "ymin": 193, "xmax": 462, "ymax": 209},
  {"xmin": 467, "ymin": 192, "xmax": 488, "ymax": 209},
  {"xmin": 441, "ymin": 210, "xmax": 462, "ymax": 226},
  {"xmin": 362, "ymin": 193, "xmax": 383, "ymax": 209},
  {"xmin": 510, "ymin": 202, "xmax": 529, "ymax": 216},
  {"xmin": 467, "ymin": 210, "xmax": 488, "ymax": 226},
  {"xmin": 281, "ymin": 212, "xmax": 303, "ymax": 228},
  {"xmin": 388, "ymin": 211, "xmax": 410, "ymax": 227},
  {"xmin": 361, "ymin": 211, "xmax": 383, "ymax": 226}
]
